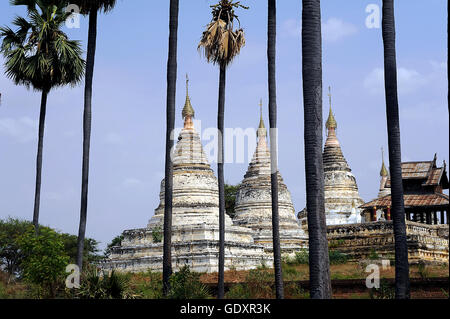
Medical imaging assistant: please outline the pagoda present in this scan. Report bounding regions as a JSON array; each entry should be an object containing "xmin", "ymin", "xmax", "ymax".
[
  {"xmin": 322, "ymin": 87, "xmax": 365, "ymax": 224},
  {"xmin": 101, "ymin": 77, "xmax": 271, "ymax": 273},
  {"xmin": 233, "ymin": 100, "xmax": 307, "ymax": 254}
]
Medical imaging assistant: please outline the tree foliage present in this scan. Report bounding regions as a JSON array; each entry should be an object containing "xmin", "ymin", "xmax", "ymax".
[
  {"xmin": 0, "ymin": 0, "xmax": 85, "ymax": 92},
  {"xmin": 104, "ymin": 235, "xmax": 123, "ymax": 258},
  {"xmin": 224, "ymin": 183, "xmax": 239, "ymax": 218},
  {"xmin": 60, "ymin": 233, "xmax": 101, "ymax": 264},
  {"xmin": 0, "ymin": 218, "xmax": 100, "ymax": 279},
  {"xmin": 0, "ymin": 218, "xmax": 32, "ymax": 278},
  {"xmin": 17, "ymin": 225, "xmax": 69, "ymax": 297}
]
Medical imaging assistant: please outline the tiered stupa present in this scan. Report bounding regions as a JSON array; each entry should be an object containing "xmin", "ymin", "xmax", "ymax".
[
  {"xmin": 101, "ymin": 77, "xmax": 271, "ymax": 273},
  {"xmin": 233, "ymin": 101, "xmax": 307, "ymax": 254},
  {"xmin": 378, "ymin": 147, "xmax": 391, "ymax": 198},
  {"xmin": 322, "ymin": 87, "xmax": 365, "ymax": 224}
]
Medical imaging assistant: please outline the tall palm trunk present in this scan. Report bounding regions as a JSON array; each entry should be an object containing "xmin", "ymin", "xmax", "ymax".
[
  {"xmin": 32, "ymin": 89, "xmax": 48, "ymax": 234},
  {"xmin": 76, "ymin": 8, "xmax": 98, "ymax": 271},
  {"xmin": 301, "ymin": 0, "xmax": 331, "ymax": 299},
  {"xmin": 381, "ymin": 0, "xmax": 410, "ymax": 299},
  {"xmin": 217, "ymin": 63, "xmax": 226, "ymax": 300},
  {"xmin": 163, "ymin": 0, "xmax": 179, "ymax": 296},
  {"xmin": 268, "ymin": 0, "xmax": 283, "ymax": 299}
]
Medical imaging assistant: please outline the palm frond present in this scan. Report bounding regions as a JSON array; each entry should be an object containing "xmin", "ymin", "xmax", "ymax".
[
  {"xmin": 1, "ymin": 0, "xmax": 85, "ymax": 92},
  {"xmin": 198, "ymin": 0, "xmax": 247, "ymax": 67}
]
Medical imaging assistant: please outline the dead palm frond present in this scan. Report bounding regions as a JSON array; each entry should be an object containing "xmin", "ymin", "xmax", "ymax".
[{"xmin": 198, "ymin": 0, "xmax": 247, "ymax": 67}]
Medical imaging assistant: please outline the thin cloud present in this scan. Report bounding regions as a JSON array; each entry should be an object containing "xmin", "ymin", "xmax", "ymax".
[
  {"xmin": 322, "ymin": 18, "xmax": 358, "ymax": 43},
  {"xmin": 0, "ymin": 117, "xmax": 37, "ymax": 143},
  {"xmin": 364, "ymin": 62, "xmax": 446, "ymax": 95},
  {"xmin": 105, "ymin": 132, "xmax": 124, "ymax": 145},
  {"xmin": 282, "ymin": 17, "xmax": 358, "ymax": 43},
  {"xmin": 122, "ymin": 178, "xmax": 143, "ymax": 189}
]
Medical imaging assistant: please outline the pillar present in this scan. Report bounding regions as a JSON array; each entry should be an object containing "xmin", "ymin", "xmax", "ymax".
[
  {"xmin": 372, "ymin": 207, "xmax": 377, "ymax": 222},
  {"xmin": 441, "ymin": 211, "xmax": 445, "ymax": 225},
  {"xmin": 426, "ymin": 211, "xmax": 432, "ymax": 225},
  {"xmin": 447, "ymin": 211, "xmax": 449, "ymax": 225},
  {"xmin": 386, "ymin": 206, "xmax": 391, "ymax": 221},
  {"xmin": 420, "ymin": 212, "xmax": 425, "ymax": 223},
  {"xmin": 433, "ymin": 211, "xmax": 438, "ymax": 225}
]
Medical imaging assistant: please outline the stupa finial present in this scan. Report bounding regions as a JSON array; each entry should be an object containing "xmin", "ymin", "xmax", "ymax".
[
  {"xmin": 182, "ymin": 73, "xmax": 195, "ymax": 120},
  {"xmin": 257, "ymin": 99, "xmax": 267, "ymax": 138},
  {"xmin": 326, "ymin": 86, "xmax": 337, "ymax": 130},
  {"xmin": 380, "ymin": 147, "xmax": 388, "ymax": 177}
]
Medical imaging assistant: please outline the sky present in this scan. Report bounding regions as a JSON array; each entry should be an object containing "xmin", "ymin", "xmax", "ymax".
[{"xmin": 0, "ymin": 0, "xmax": 448, "ymax": 250}]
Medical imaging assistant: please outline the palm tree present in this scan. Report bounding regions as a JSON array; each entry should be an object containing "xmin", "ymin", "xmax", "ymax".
[
  {"xmin": 267, "ymin": 0, "xmax": 283, "ymax": 299},
  {"xmin": 301, "ymin": 0, "xmax": 332, "ymax": 299},
  {"xmin": 0, "ymin": 0, "xmax": 85, "ymax": 234},
  {"xmin": 198, "ymin": 0, "xmax": 247, "ymax": 299},
  {"xmin": 69, "ymin": 0, "xmax": 116, "ymax": 272},
  {"xmin": 381, "ymin": 0, "xmax": 410, "ymax": 299},
  {"xmin": 162, "ymin": 0, "xmax": 179, "ymax": 296}
]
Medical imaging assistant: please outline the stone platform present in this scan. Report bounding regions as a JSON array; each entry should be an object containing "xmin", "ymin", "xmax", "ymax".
[
  {"xmin": 100, "ymin": 225, "xmax": 270, "ymax": 273},
  {"xmin": 327, "ymin": 221, "xmax": 449, "ymax": 264}
]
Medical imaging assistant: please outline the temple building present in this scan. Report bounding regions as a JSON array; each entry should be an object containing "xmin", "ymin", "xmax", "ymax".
[
  {"xmin": 298, "ymin": 88, "xmax": 365, "ymax": 227},
  {"xmin": 101, "ymin": 77, "xmax": 271, "ymax": 273},
  {"xmin": 233, "ymin": 101, "xmax": 308, "ymax": 254},
  {"xmin": 361, "ymin": 154, "xmax": 449, "ymax": 225},
  {"xmin": 328, "ymin": 154, "xmax": 449, "ymax": 264}
]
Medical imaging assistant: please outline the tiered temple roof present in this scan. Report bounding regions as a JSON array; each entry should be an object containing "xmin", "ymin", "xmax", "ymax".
[{"xmin": 361, "ymin": 154, "xmax": 449, "ymax": 225}]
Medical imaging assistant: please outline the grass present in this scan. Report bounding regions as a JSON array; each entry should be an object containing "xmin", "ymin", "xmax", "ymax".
[
  {"xmin": 1, "ymin": 262, "xmax": 448, "ymax": 299},
  {"xmin": 200, "ymin": 262, "xmax": 449, "ymax": 283}
]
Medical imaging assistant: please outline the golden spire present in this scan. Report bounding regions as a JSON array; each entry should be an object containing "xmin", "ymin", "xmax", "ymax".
[
  {"xmin": 182, "ymin": 74, "xmax": 195, "ymax": 120},
  {"xmin": 257, "ymin": 99, "xmax": 267, "ymax": 138},
  {"xmin": 380, "ymin": 147, "xmax": 388, "ymax": 177},
  {"xmin": 325, "ymin": 86, "xmax": 337, "ymax": 130}
]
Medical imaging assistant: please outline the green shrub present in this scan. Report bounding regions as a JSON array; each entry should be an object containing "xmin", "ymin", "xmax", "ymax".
[
  {"xmin": 168, "ymin": 266, "xmax": 211, "ymax": 299},
  {"xmin": 17, "ymin": 226, "xmax": 69, "ymax": 298},
  {"xmin": 225, "ymin": 267, "xmax": 274, "ymax": 299},
  {"xmin": 225, "ymin": 283, "xmax": 251, "ymax": 299},
  {"xmin": 294, "ymin": 249, "xmax": 309, "ymax": 265},
  {"xmin": 329, "ymin": 250, "xmax": 349, "ymax": 265},
  {"xmin": 0, "ymin": 281, "xmax": 6, "ymax": 299},
  {"xmin": 417, "ymin": 262, "xmax": 430, "ymax": 280},
  {"xmin": 151, "ymin": 226, "xmax": 163, "ymax": 243},
  {"xmin": 282, "ymin": 264, "xmax": 299, "ymax": 281},
  {"xmin": 369, "ymin": 279, "xmax": 395, "ymax": 299},
  {"xmin": 74, "ymin": 267, "xmax": 135, "ymax": 299},
  {"xmin": 368, "ymin": 249, "xmax": 380, "ymax": 260},
  {"xmin": 284, "ymin": 282, "xmax": 308, "ymax": 299},
  {"xmin": 245, "ymin": 268, "xmax": 274, "ymax": 299}
]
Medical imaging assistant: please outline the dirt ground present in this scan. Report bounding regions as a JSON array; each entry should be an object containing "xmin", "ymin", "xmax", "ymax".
[{"xmin": 200, "ymin": 263, "xmax": 450, "ymax": 283}]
